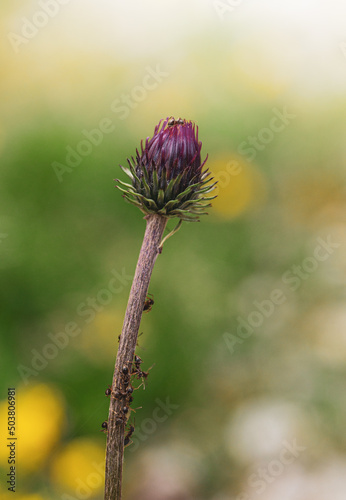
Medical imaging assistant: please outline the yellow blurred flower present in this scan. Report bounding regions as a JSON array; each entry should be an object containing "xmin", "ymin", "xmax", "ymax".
[
  {"xmin": 0, "ymin": 384, "xmax": 65, "ymax": 472},
  {"xmin": 50, "ymin": 438, "xmax": 105, "ymax": 496},
  {"xmin": 211, "ymin": 155, "xmax": 267, "ymax": 219}
]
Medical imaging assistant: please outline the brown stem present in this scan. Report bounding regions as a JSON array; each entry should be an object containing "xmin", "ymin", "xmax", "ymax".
[{"xmin": 104, "ymin": 214, "xmax": 168, "ymax": 500}]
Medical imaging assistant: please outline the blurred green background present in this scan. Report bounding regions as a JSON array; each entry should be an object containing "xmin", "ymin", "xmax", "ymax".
[{"xmin": 1, "ymin": 1, "xmax": 346, "ymax": 499}]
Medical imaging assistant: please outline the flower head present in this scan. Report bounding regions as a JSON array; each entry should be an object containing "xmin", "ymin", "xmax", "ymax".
[{"xmin": 116, "ymin": 117, "xmax": 216, "ymax": 221}]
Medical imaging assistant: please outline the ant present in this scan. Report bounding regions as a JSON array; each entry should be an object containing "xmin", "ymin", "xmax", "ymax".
[
  {"xmin": 112, "ymin": 405, "xmax": 140, "ymax": 423},
  {"xmin": 137, "ymin": 368, "xmax": 152, "ymax": 388},
  {"xmin": 122, "ymin": 362, "xmax": 136, "ymax": 388},
  {"xmin": 131, "ymin": 355, "xmax": 144, "ymax": 379},
  {"xmin": 132, "ymin": 354, "xmax": 151, "ymax": 376},
  {"xmin": 141, "ymin": 368, "xmax": 151, "ymax": 380},
  {"xmin": 134, "ymin": 362, "xmax": 155, "ymax": 389},
  {"xmin": 132, "ymin": 355, "xmax": 154, "ymax": 379},
  {"xmin": 121, "ymin": 364, "xmax": 131, "ymax": 383},
  {"xmin": 100, "ymin": 421, "xmax": 108, "ymax": 433},
  {"xmin": 133, "ymin": 355, "xmax": 143, "ymax": 372},
  {"xmin": 113, "ymin": 386, "xmax": 134, "ymax": 400},
  {"xmin": 112, "ymin": 408, "xmax": 128, "ymax": 425},
  {"xmin": 143, "ymin": 293, "xmax": 154, "ymax": 313},
  {"xmin": 105, "ymin": 386, "xmax": 112, "ymax": 397},
  {"xmin": 124, "ymin": 423, "xmax": 135, "ymax": 447},
  {"xmin": 167, "ymin": 117, "xmax": 185, "ymax": 127}
]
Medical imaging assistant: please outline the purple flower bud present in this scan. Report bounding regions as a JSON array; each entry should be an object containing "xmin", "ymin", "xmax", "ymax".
[{"xmin": 116, "ymin": 117, "xmax": 217, "ymax": 222}]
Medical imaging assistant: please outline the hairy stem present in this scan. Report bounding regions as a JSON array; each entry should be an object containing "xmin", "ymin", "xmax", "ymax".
[{"xmin": 104, "ymin": 214, "xmax": 168, "ymax": 500}]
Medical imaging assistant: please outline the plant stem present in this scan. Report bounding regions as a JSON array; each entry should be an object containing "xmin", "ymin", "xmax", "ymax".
[{"xmin": 104, "ymin": 213, "xmax": 168, "ymax": 500}]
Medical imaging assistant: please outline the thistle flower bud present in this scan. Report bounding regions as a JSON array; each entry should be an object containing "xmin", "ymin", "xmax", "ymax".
[{"xmin": 116, "ymin": 117, "xmax": 216, "ymax": 222}]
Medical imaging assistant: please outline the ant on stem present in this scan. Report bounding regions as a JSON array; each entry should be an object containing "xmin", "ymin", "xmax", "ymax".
[
  {"xmin": 124, "ymin": 422, "xmax": 135, "ymax": 447},
  {"xmin": 143, "ymin": 294, "xmax": 154, "ymax": 313}
]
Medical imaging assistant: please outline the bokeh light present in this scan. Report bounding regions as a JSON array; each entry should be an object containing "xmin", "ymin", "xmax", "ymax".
[
  {"xmin": 0, "ymin": 384, "xmax": 65, "ymax": 472},
  {"xmin": 50, "ymin": 437, "xmax": 105, "ymax": 496},
  {"xmin": 211, "ymin": 156, "xmax": 267, "ymax": 218}
]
